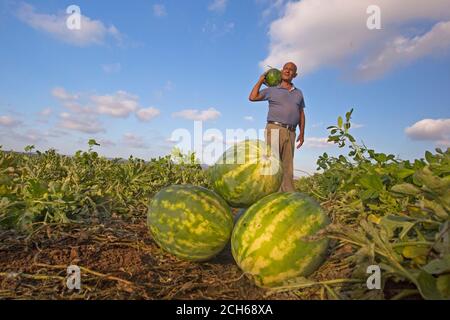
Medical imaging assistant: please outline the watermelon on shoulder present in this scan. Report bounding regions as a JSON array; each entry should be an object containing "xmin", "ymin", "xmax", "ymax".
[
  {"xmin": 147, "ymin": 184, "xmax": 233, "ymax": 261},
  {"xmin": 265, "ymin": 68, "xmax": 282, "ymax": 87},
  {"xmin": 231, "ymin": 192, "xmax": 330, "ymax": 288}
]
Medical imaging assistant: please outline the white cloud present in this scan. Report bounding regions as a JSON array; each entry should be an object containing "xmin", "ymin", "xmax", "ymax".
[
  {"xmin": 303, "ymin": 137, "xmax": 334, "ymax": 148},
  {"xmin": 202, "ymin": 20, "xmax": 235, "ymax": 37},
  {"xmin": 261, "ymin": 0, "xmax": 450, "ymax": 80},
  {"xmin": 97, "ymin": 138, "xmax": 116, "ymax": 147},
  {"xmin": 37, "ymin": 108, "xmax": 53, "ymax": 123},
  {"xmin": 52, "ymin": 88, "xmax": 92, "ymax": 114},
  {"xmin": 208, "ymin": 0, "xmax": 228, "ymax": 13},
  {"xmin": 165, "ymin": 136, "xmax": 179, "ymax": 144},
  {"xmin": 91, "ymin": 91, "xmax": 139, "ymax": 118},
  {"xmin": 405, "ymin": 118, "xmax": 450, "ymax": 146},
  {"xmin": 52, "ymin": 87, "xmax": 160, "ymax": 121},
  {"xmin": 20, "ymin": 130, "xmax": 45, "ymax": 143},
  {"xmin": 102, "ymin": 63, "xmax": 121, "ymax": 74},
  {"xmin": 123, "ymin": 133, "xmax": 148, "ymax": 149},
  {"xmin": 153, "ymin": 80, "xmax": 175, "ymax": 99},
  {"xmin": 52, "ymin": 87, "xmax": 144, "ymax": 118},
  {"xmin": 43, "ymin": 129, "xmax": 68, "ymax": 138},
  {"xmin": 259, "ymin": 0, "xmax": 286, "ymax": 19},
  {"xmin": 52, "ymin": 87, "xmax": 78, "ymax": 101},
  {"xmin": 136, "ymin": 107, "xmax": 161, "ymax": 122},
  {"xmin": 62, "ymin": 102, "xmax": 93, "ymax": 114},
  {"xmin": 59, "ymin": 112, "xmax": 105, "ymax": 134},
  {"xmin": 17, "ymin": 3, "xmax": 123, "ymax": 47},
  {"xmin": 244, "ymin": 116, "xmax": 254, "ymax": 121},
  {"xmin": 1, "ymin": 129, "xmax": 46, "ymax": 144},
  {"xmin": 0, "ymin": 128, "xmax": 71, "ymax": 147},
  {"xmin": 153, "ymin": 4, "xmax": 167, "ymax": 17},
  {"xmin": 358, "ymin": 21, "xmax": 450, "ymax": 80},
  {"xmin": 39, "ymin": 107, "xmax": 52, "ymax": 117},
  {"xmin": 0, "ymin": 115, "xmax": 21, "ymax": 127},
  {"xmin": 173, "ymin": 108, "xmax": 221, "ymax": 121}
]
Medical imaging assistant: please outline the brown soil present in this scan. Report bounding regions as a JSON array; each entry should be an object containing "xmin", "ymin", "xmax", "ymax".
[{"xmin": 0, "ymin": 216, "xmax": 299, "ymax": 300}]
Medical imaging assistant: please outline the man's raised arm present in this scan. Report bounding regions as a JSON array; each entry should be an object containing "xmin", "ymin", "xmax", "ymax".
[{"xmin": 249, "ymin": 73, "xmax": 267, "ymax": 101}]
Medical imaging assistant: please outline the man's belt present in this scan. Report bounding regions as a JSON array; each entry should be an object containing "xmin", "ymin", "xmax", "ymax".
[{"xmin": 267, "ymin": 121, "xmax": 296, "ymax": 131}]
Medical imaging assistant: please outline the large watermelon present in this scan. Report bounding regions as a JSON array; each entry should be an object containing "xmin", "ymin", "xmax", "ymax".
[
  {"xmin": 265, "ymin": 68, "xmax": 282, "ymax": 87},
  {"xmin": 147, "ymin": 185, "xmax": 233, "ymax": 261},
  {"xmin": 208, "ymin": 140, "xmax": 282, "ymax": 208},
  {"xmin": 231, "ymin": 192, "xmax": 330, "ymax": 288}
]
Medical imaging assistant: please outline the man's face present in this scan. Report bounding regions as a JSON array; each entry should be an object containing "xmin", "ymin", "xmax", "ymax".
[{"xmin": 281, "ymin": 63, "xmax": 298, "ymax": 82}]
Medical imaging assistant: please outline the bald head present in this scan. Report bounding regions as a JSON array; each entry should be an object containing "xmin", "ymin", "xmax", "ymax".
[
  {"xmin": 281, "ymin": 62, "xmax": 298, "ymax": 83},
  {"xmin": 283, "ymin": 62, "xmax": 298, "ymax": 73}
]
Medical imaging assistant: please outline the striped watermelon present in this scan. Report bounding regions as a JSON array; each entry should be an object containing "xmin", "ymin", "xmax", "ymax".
[
  {"xmin": 231, "ymin": 192, "xmax": 330, "ymax": 288},
  {"xmin": 208, "ymin": 140, "xmax": 282, "ymax": 208},
  {"xmin": 147, "ymin": 185, "xmax": 233, "ymax": 261}
]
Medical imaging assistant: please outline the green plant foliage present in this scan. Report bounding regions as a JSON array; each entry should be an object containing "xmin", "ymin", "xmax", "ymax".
[
  {"xmin": 0, "ymin": 142, "xmax": 210, "ymax": 231},
  {"xmin": 296, "ymin": 109, "xmax": 449, "ymax": 300}
]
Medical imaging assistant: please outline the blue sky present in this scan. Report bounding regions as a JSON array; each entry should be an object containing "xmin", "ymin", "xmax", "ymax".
[{"xmin": 0, "ymin": 0, "xmax": 449, "ymax": 174}]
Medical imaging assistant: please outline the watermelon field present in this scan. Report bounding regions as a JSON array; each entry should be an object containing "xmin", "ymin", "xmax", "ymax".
[{"xmin": 0, "ymin": 110, "xmax": 449, "ymax": 300}]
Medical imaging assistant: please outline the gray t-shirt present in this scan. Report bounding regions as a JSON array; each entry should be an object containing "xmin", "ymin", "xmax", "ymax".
[{"xmin": 260, "ymin": 85, "xmax": 305, "ymax": 127}]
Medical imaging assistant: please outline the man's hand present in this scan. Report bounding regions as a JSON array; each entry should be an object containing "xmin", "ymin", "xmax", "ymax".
[
  {"xmin": 259, "ymin": 70, "xmax": 269, "ymax": 86},
  {"xmin": 296, "ymin": 134, "xmax": 304, "ymax": 149},
  {"xmin": 250, "ymin": 71, "xmax": 269, "ymax": 101}
]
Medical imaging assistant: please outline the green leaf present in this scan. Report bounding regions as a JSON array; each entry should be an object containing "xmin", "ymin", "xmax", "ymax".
[
  {"xmin": 88, "ymin": 139, "xmax": 100, "ymax": 147},
  {"xmin": 422, "ymin": 255, "xmax": 450, "ymax": 275},
  {"xmin": 360, "ymin": 189, "xmax": 378, "ymax": 200},
  {"xmin": 402, "ymin": 246, "xmax": 429, "ymax": 259},
  {"xmin": 359, "ymin": 174, "xmax": 384, "ymax": 191},
  {"xmin": 414, "ymin": 167, "xmax": 447, "ymax": 194},
  {"xmin": 328, "ymin": 136, "xmax": 340, "ymax": 142},
  {"xmin": 345, "ymin": 133, "xmax": 356, "ymax": 143},
  {"xmin": 380, "ymin": 214, "xmax": 415, "ymax": 239},
  {"xmin": 437, "ymin": 274, "xmax": 450, "ymax": 299},
  {"xmin": 421, "ymin": 199, "xmax": 449, "ymax": 219},
  {"xmin": 435, "ymin": 222, "xmax": 450, "ymax": 255},
  {"xmin": 391, "ymin": 183, "xmax": 422, "ymax": 196},
  {"xmin": 345, "ymin": 108, "xmax": 353, "ymax": 122},
  {"xmin": 416, "ymin": 271, "xmax": 444, "ymax": 300},
  {"xmin": 337, "ymin": 116, "xmax": 343, "ymax": 129},
  {"xmin": 24, "ymin": 145, "xmax": 35, "ymax": 152},
  {"xmin": 374, "ymin": 153, "xmax": 387, "ymax": 163},
  {"xmin": 425, "ymin": 151, "xmax": 435, "ymax": 164},
  {"xmin": 395, "ymin": 168, "xmax": 416, "ymax": 179}
]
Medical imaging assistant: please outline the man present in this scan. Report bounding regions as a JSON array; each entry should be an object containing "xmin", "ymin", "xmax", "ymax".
[{"xmin": 248, "ymin": 62, "xmax": 305, "ymax": 192}]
